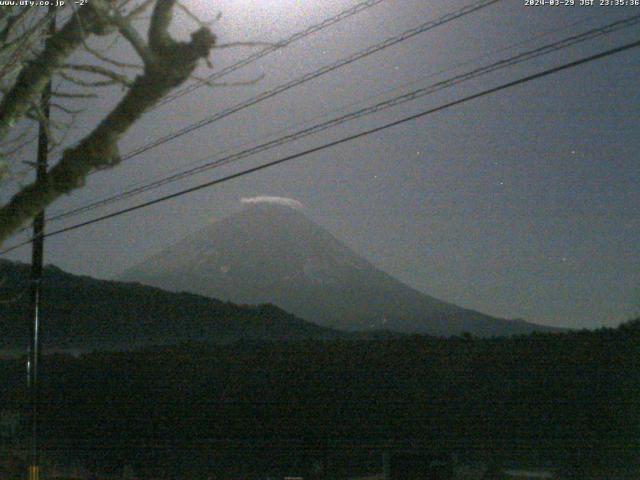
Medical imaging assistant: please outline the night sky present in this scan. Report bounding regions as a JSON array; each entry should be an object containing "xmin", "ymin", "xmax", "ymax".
[{"xmin": 3, "ymin": 0, "xmax": 639, "ymax": 329}]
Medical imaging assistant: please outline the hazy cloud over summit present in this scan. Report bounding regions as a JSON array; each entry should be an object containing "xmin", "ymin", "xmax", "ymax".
[{"xmin": 240, "ymin": 196, "xmax": 304, "ymax": 210}]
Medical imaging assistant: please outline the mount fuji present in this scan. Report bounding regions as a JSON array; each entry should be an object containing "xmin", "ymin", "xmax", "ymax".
[{"xmin": 121, "ymin": 198, "xmax": 558, "ymax": 337}]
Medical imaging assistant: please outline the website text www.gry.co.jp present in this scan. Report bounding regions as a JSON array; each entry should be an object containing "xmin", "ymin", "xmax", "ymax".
[{"xmin": 0, "ymin": 0, "xmax": 66, "ymax": 6}]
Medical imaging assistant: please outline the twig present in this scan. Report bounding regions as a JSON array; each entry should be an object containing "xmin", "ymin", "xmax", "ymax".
[{"xmin": 190, "ymin": 72, "xmax": 265, "ymax": 87}]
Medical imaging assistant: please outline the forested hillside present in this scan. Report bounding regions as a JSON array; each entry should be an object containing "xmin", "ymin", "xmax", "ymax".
[
  {"xmin": 0, "ymin": 260, "xmax": 341, "ymax": 351},
  {"xmin": 1, "ymin": 320, "xmax": 638, "ymax": 479}
]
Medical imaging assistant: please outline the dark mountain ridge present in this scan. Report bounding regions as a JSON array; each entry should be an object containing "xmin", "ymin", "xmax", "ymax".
[
  {"xmin": 0, "ymin": 259, "xmax": 343, "ymax": 352},
  {"xmin": 121, "ymin": 202, "xmax": 560, "ymax": 337}
]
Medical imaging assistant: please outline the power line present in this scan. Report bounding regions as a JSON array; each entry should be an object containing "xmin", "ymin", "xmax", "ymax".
[
  {"xmin": 53, "ymin": 0, "xmax": 386, "ymax": 102},
  {"xmin": 0, "ymin": 0, "xmax": 385, "ymax": 217},
  {"xmin": 9, "ymin": 0, "xmax": 501, "ymax": 240},
  {"xmin": 2, "ymin": 37, "xmax": 638, "ymax": 256},
  {"xmin": 28, "ymin": 0, "xmax": 391, "ymax": 175},
  {"xmin": 52, "ymin": 0, "xmax": 386, "ymax": 100},
  {"xmin": 155, "ymin": 0, "xmax": 390, "ymax": 109},
  {"xmin": 45, "ymin": 8, "xmax": 609, "ymax": 222},
  {"xmin": 43, "ymin": 13, "xmax": 640, "ymax": 223},
  {"xmin": 43, "ymin": 13, "xmax": 640, "ymax": 224},
  {"xmin": 118, "ymin": 0, "xmax": 500, "ymax": 162}
]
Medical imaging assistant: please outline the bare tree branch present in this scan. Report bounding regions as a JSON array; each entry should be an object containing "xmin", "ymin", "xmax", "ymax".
[
  {"xmin": 51, "ymin": 89, "xmax": 99, "ymax": 99},
  {"xmin": 63, "ymin": 63, "xmax": 134, "ymax": 87},
  {"xmin": 190, "ymin": 72, "xmax": 265, "ymax": 88},
  {"xmin": 83, "ymin": 40, "xmax": 144, "ymax": 70},
  {"xmin": 0, "ymin": 133, "xmax": 37, "ymax": 159},
  {"xmin": 58, "ymin": 70, "xmax": 126, "ymax": 88},
  {"xmin": 105, "ymin": 7, "xmax": 155, "ymax": 65},
  {"xmin": 0, "ymin": 2, "xmax": 115, "ymax": 143},
  {"xmin": 148, "ymin": 0, "xmax": 175, "ymax": 52},
  {"xmin": 126, "ymin": 0, "xmax": 156, "ymax": 19},
  {"xmin": 50, "ymin": 102, "xmax": 85, "ymax": 115},
  {"xmin": 0, "ymin": 0, "xmax": 217, "ymax": 243},
  {"xmin": 0, "ymin": 7, "xmax": 31, "ymax": 44},
  {"xmin": 176, "ymin": 1, "xmax": 218, "ymax": 29},
  {"xmin": 214, "ymin": 41, "xmax": 273, "ymax": 50}
]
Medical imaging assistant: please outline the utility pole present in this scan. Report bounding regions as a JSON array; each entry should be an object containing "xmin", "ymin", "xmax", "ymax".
[{"xmin": 27, "ymin": 6, "xmax": 56, "ymax": 480}]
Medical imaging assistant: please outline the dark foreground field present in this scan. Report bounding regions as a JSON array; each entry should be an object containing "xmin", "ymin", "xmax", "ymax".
[{"xmin": 1, "ymin": 320, "xmax": 638, "ymax": 479}]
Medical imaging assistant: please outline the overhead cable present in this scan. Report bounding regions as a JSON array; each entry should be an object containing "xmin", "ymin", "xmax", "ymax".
[{"xmin": 2, "ymin": 37, "xmax": 638, "ymax": 255}]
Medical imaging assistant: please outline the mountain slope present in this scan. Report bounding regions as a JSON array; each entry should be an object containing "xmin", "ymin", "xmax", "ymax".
[
  {"xmin": 0, "ymin": 260, "xmax": 341, "ymax": 352},
  {"xmin": 121, "ymin": 202, "xmax": 558, "ymax": 337}
]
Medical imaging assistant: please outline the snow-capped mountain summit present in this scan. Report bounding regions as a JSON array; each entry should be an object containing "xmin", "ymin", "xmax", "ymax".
[{"xmin": 120, "ymin": 199, "xmax": 557, "ymax": 337}]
